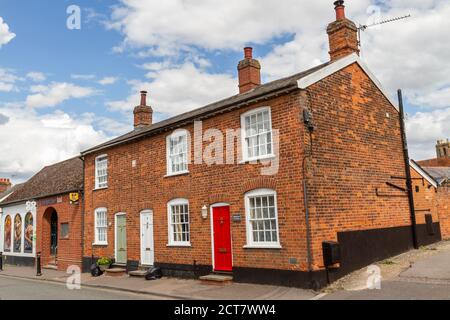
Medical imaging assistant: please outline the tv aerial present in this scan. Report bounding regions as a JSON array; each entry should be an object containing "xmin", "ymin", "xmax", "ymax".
[{"xmin": 358, "ymin": 14, "xmax": 411, "ymax": 54}]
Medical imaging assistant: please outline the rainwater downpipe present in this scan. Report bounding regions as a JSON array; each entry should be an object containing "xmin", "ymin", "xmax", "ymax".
[
  {"xmin": 302, "ymin": 90, "xmax": 315, "ymax": 275},
  {"xmin": 398, "ymin": 89, "xmax": 419, "ymax": 249}
]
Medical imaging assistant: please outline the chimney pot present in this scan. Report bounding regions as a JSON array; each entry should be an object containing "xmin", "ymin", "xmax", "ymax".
[
  {"xmin": 244, "ymin": 47, "xmax": 253, "ymax": 59},
  {"xmin": 140, "ymin": 91, "xmax": 147, "ymax": 106},
  {"xmin": 334, "ymin": 0, "xmax": 346, "ymax": 20}
]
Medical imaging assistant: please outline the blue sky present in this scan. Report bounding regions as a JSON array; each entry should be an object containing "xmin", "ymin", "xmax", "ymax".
[{"xmin": 0, "ymin": 0, "xmax": 449, "ymax": 182}]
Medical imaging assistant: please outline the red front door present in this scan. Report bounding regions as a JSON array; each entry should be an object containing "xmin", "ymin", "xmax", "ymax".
[{"xmin": 213, "ymin": 206, "xmax": 232, "ymax": 272}]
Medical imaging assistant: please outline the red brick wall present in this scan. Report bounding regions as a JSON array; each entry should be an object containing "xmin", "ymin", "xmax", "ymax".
[
  {"xmin": 304, "ymin": 63, "xmax": 411, "ymax": 270},
  {"xmin": 410, "ymin": 167, "xmax": 439, "ymax": 225},
  {"xmin": 437, "ymin": 186, "xmax": 450, "ymax": 239},
  {"xmin": 36, "ymin": 193, "xmax": 83, "ymax": 271},
  {"xmin": 84, "ymin": 92, "xmax": 311, "ymax": 271}
]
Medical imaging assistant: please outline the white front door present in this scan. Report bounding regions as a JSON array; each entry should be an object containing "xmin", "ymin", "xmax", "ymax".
[{"xmin": 140, "ymin": 210, "xmax": 154, "ymax": 266}]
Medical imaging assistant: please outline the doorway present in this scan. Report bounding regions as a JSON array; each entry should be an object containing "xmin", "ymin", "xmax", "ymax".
[
  {"xmin": 211, "ymin": 205, "xmax": 232, "ymax": 272},
  {"xmin": 50, "ymin": 210, "xmax": 58, "ymax": 261},
  {"xmin": 140, "ymin": 210, "xmax": 154, "ymax": 266},
  {"xmin": 115, "ymin": 214, "xmax": 127, "ymax": 265}
]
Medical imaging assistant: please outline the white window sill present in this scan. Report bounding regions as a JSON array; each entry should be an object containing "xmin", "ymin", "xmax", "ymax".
[
  {"xmin": 94, "ymin": 186, "xmax": 108, "ymax": 191},
  {"xmin": 164, "ymin": 171, "xmax": 190, "ymax": 178},
  {"xmin": 240, "ymin": 154, "xmax": 276, "ymax": 164},
  {"xmin": 167, "ymin": 243, "xmax": 192, "ymax": 248},
  {"xmin": 243, "ymin": 244, "xmax": 282, "ymax": 249},
  {"xmin": 93, "ymin": 242, "xmax": 108, "ymax": 246}
]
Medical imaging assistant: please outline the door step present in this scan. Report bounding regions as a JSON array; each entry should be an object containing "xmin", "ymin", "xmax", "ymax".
[
  {"xmin": 104, "ymin": 268, "xmax": 127, "ymax": 277},
  {"xmin": 111, "ymin": 263, "xmax": 126, "ymax": 269},
  {"xmin": 199, "ymin": 274, "xmax": 233, "ymax": 285},
  {"xmin": 43, "ymin": 265, "xmax": 58, "ymax": 270},
  {"xmin": 129, "ymin": 270, "xmax": 148, "ymax": 277}
]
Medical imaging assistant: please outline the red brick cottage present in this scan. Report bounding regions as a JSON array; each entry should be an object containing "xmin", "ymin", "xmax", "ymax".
[
  {"xmin": 1, "ymin": 158, "xmax": 83, "ymax": 271},
  {"xmin": 80, "ymin": 2, "xmax": 438, "ymax": 288}
]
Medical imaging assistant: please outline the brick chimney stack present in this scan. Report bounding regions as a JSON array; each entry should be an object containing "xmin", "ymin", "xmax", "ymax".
[
  {"xmin": 237, "ymin": 47, "xmax": 261, "ymax": 94},
  {"xmin": 133, "ymin": 91, "xmax": 153, "ymax": 129},
  {"xmin": 327, "ymin": 0, "xmax": 360, "ymax": 61},
  {"xmin": 0, "ymin": 178, "xmax": 11, "ymax": 193}
]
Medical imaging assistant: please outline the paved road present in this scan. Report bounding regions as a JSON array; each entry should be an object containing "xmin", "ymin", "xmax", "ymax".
[{"xmin": 0, "ymin": 276, "xmax": 161, "ymax": 300}]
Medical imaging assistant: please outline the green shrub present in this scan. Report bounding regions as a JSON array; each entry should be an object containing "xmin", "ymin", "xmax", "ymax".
[{"xmin": 97, "ymin": 257, "xmax": 112, "ymax": 266}]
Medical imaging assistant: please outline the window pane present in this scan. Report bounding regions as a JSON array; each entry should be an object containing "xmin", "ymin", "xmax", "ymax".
[
  {"xmin": 244, "ymin": 110, "xmax": 273, "ymax": 159},
  {"xmin": 170, "ymin": 202, "xmax": 190, "ymax": 244},
  {"xmin": 248, "ymin": 194, "xmax": 278, "ymax": 244}
]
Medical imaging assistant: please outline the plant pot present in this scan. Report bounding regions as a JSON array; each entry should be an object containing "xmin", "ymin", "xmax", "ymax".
[{"xmin": 98, "ymin": 264, "xmax": 111, "ymax": 272}]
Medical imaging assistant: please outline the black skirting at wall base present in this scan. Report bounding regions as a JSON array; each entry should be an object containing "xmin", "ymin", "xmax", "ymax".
[
  {"xmin": 82, "ymin": 256, "xmax": 97, "ymax": 273},
  {"xmin": 127, "ymin": 260, "xmax": 139, "ymax": 272},
  {"xmin": 416, "ymin": 222, "xmax": 442, "ymax": 247},
  {"xmin": 233, "ymin": 267, "xmax": 327, "ymax": 290},
  {"xmin": 3, "ymin": 255, "xmax": 35, "ymax": 267},
  {"xmin": 154, "ymin": 262, "xmax": 212, "ymax": 279}
]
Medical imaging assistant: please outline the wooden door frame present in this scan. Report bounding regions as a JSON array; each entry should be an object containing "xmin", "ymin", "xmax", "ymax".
[
  {"xmin": 140, "ymin": 210, "xmax": 154, "ymax": 266},
  {"xmin": 209, "ymin": 203, "xmax": 233, "ymax": 271},
  {"xmin": 114, "ymin": 212, "xmax": 126, "ymax": 264}
]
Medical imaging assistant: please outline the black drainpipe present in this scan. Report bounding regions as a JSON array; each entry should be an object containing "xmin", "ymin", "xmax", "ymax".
[
  {"xmin": 303, "ymin": 90, "xmax": 315, "ymax": 279},
  {"xmin": 398, "ymin": 89, "xmax": 419, "ymax": 249}
]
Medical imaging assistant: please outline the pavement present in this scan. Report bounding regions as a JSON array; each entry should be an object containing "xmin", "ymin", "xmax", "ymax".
[
  {"xmin": 321, "ymin": 240, "xmax": 450, "ymax": 300},
  {"xmin": 0, "ymin": 265, "xmax": 316, "ymax": 300}
]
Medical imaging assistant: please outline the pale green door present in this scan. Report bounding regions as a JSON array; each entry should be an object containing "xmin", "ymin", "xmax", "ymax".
[{"xmin": 116, "ymin": 215, "xmax": 127, "ymax": 264}]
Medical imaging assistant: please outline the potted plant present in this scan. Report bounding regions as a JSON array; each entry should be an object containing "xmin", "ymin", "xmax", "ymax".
[{"xmin": 96, "ymin": 257, "xmax": 113, "ymax": 271}]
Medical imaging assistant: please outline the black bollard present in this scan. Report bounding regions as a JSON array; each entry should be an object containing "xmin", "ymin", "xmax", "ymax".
[
  {"xmin": 0, "ymin": 252, "xmax": 3, "ymax": 272},
  {"xmin": 36, "ymin": 252, "xmax": 42, "ymax": 276}
]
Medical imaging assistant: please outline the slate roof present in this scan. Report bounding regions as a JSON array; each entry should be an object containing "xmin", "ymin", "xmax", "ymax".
[
  {"xmin": 81, "ymin": 61, "xmax": 332, "ymax": 156},
  {"xmin": 0, "ymin": 183, "xmax": 25, "ymax": 202},
  {"xmin": 423, "ymin": 167, "xmax": 450, "ymax": 186},
  {"xmin": 0, "ymin": 157, "xmax": 83, "ymax": 206}
]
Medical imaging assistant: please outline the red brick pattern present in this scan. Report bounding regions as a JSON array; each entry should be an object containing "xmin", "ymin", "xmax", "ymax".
[
  {"xmin": 36, "ymin": 193, "xmax": 83, "ymax": 271},
  {"xmin": 304, "ymin": 63, "xmax": 410, "ymax": 270},
  {"xmin": 438, "ymin": 186, "xmax": 450, "ymax": 239}
]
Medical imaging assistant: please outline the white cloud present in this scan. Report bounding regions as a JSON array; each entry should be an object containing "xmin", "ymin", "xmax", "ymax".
[
  {"xmin": 0, "ymin": 17, "xmax": 15, "ymax": 48},
  {"xmin": 108, "ymin": 0, "xmax": 354, "ymax": 54},
  {"xmin": 71, "ymin": 74, "xmax": 96, "ymax": 80},
  {"xmin": 98, "ymin": 76, "xmax": 119, "ymax": 85},
  {"xmin": 0, "ymin": 68, "xmax": 20, "ymax": 92},
  {"xmin": 406, "ymin": 108, "xmax": 450, "ymax": 160},
  {"xmin": 25, "ymin": 82, "xmax": 97, "ymax": 108},
  {"xmin": 0, "ymin": 106, "xmax": 108, "ymax": 182},
  {"xmin": 26, "ymin": 72, "xmax": 46, "ymax": 82},
  {"xmin": 107, "ymin": 63, "xmax": 236, "ymax": 118},
  {"xmin": 0, "ymin": 82, "xmax": 15, "ymax": 92}
]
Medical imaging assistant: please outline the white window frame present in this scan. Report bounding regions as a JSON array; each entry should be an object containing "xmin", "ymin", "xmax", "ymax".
[
  {"xmin": 95, "ymin": 155, "xmax": 108, "ymax": 189},
  {"xmin": 166, "ymin": 130, "xmax": 190, "ymax": 177},
  {"xmin": 240, "ymin": 107, "xmax": 275, "ymax": 162},
  {"xmin": 167, "ymin": 198, "xmax": 191, "ymax": 247},
  {"xmin": 94, "ymin": 207, "xmax": 108, "ymax": 245},
  {"xmin": 244, "ymin": 189, "xmax": 281, "ymax": 249}
]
